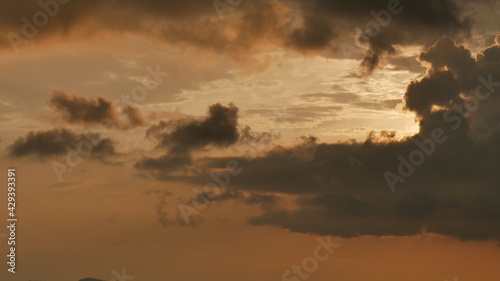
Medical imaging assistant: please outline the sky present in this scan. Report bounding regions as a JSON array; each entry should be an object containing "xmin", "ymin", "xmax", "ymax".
[{"xmin": 0, "ymin": 0, "xmax": 500, "ymax": 280}]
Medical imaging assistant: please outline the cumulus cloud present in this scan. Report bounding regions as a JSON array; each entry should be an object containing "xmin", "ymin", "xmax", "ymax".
[
  {"xmin": 404, "ymin": 35, "xmax": 500, "ymax": 127},
  {"xmin": 146, "ymin": 103, "xmax": 240, "ymax": 151},
  {"xmin": 171, "ymin": 36, "xmax": 500, "ymax": 241},
  {"xmin": 49, "ymin": 91, "xmax": 146, "ymax": 129},
  {"xmin": 135, "ymin": 103, "xmax": 241, "ymax": 178},
  {"xmin": 404, "ymin": 70, "xmax": 461, "ymax": 117}
]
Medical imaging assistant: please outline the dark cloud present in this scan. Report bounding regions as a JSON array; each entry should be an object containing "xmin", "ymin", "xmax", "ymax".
[
  {"xmin": 147, "ymin": 103, "xmax": 239, "ymax": 151},
  {"xmin": 418, "ymin": 37, "xmax": 477, "ymax": 80},
  {"xmin": 175, "ymin": 36, "xmax": 500, "ymax": 241},
  {"xmin": 403, "ymin": 36, "xmax": 500, "ymax": 122},
  {"xmin": 239, "ymin": 126, "xmax": 280, "ymax": 146},
  {"xmin": 49, "ymin": 91, "xmax": 145, "ymax": 129},
  {"xmin": 197, "ymin": 127, "xmax": 500, "ymax": 240},
  {"xmin": 197, "ymin": 137, "xmax": 407, "ymax": 195},
  {"xmin": 135, "ymin": 103, "xmax": 241, "ymax": 178},
  {"xmin": 2, "ymin": 0, "xmax": 496, "ymax": 72},
  {"xmin": 285, "ymin": 0, "xmax": 474, "ymax": 71},
  {"xmin": 249, "ymin": 192, "xmax": 500, "ymax": 240},
  {"xmin": 8, "ymin": 128, "xmax": 117, "ymax": 160},
  {"xmin": 287, "ymin": 15, "xmax": 336, "ymax": 50},
  {"xmin": 404, "ymin": 70, "xmax": 461, "ymax": 116}
]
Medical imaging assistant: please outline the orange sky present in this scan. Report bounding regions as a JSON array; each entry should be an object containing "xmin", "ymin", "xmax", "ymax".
[{"xmin": 1, "ymin": 1, "xmax": 500, "ymax": 280}]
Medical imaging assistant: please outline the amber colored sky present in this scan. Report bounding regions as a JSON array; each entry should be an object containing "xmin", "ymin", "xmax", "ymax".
[{"xmin": 1, "ymin": 1, "xmax": 500, "ymax": 281}]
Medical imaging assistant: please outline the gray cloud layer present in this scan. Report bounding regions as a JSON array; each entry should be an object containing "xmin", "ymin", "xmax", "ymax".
[{"xmin": 2, "ymin": 0, "xmax": 498, "ymax": 71}]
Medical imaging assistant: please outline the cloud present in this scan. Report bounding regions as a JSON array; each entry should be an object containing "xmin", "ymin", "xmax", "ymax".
[
  {"xmin": 403, "ymin": 36, "xmax": 500, "ymax": 125},
  {"xmin": 249, "ymin": 192, "xmax": 500, "ymax": 240},
  {"xmin": 196, "ymin": 190, "xmax": 280, "ymax": 206},
  {"xmin": 354, "ymin": 99, "xmax": 401, "ymax": 111},
  {"xmin": 7, "ymin": 128, "xmax": 117, "ymax": 160},
  {"xmin": 285, "ymin": 0, "xmax": 473, "ymax": 71},
  {"xmin": 1, "ymin": 0, "xmax": 494, "ymax": 72},
  {"xmin": 173, "ymin": 36, "xmax": 500, "ymax": 241},
  {"xmin": 144, "ymin": 189, "xmax": 174, "ymax": 227},
  {"xmin": 299, "ymin": 92, "xmax": 360, "ymax": 103},
  {"xmin": 386, "ymin": 55, "xmax": 427, "ymax": 73},
  {"xmin": 298, "ymin": 93, "xmax": 400, "ymax": 111},
  {"xmin": 196, "ymin": 127, "xmax": 500, "ymax": 240},
  {"xmin": 418, "ymin": 37, "xmax": 477, "ymax": 80},
  {"xmin": 246, "ymin": 105, "xmax": 342, "ymax": 125},
  {"xmin": 49, "ymin": 90, "xmax": 146, "ymax": 129},
  {"xmin": 135, "ymin": 103, "xmax": 241, "ymax": 178},
  {"xmin": 147, "ymin": 103, "xmax": 240, "ymax": 151},
  {"xmin": 404, "ymin": 70, "xmax": 461, "ymax": 117}
]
